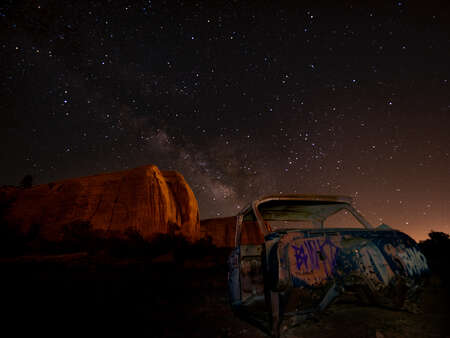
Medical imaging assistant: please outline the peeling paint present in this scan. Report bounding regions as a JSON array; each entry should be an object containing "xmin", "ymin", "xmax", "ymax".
[
  {"xmin": 357, "ymin": 242, "xmax": 395, "ymax": 288},
  {"xmin": 384, "ymin": 244, "xmax": 428, "ymax": 276}
]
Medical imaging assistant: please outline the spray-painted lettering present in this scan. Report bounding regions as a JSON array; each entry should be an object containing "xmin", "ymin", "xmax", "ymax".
[
  {"xmin": 398, "ymin": 247, "xmax": 428, "ymax": 276},
  {"xmin": 292, "ymin": 237, "xmax": 339, "ymax": 277}
]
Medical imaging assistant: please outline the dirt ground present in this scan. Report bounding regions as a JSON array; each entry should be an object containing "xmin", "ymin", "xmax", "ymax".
[{"xmin": 0, "ymin": 253, "xmax": 448, "ymax": 337}]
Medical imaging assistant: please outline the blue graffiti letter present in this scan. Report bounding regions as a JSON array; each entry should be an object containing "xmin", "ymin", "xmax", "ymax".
[{"xmin": 292, "ymin": 244, "xmax": 308, "ymax": 270}]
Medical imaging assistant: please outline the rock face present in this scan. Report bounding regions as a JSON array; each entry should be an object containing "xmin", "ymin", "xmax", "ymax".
[
  {"xmin": 200, "ymin": 217, "xmax": 237, "ymax": 247},
  {"xmin": 200, "ymin": 216, "xmax": 264, "ymax": 247},
  {"xmin": 0, "ymin": 165, "xmax": 200, "ymax": 241}
]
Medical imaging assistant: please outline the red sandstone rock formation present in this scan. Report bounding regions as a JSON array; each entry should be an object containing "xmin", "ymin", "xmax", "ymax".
[
  {"xmin": 0, "ymin": 165, "xmax": 200, "ymax": 241},
  {"xmin": 200, "ymin": 217, "xmax": 236, "ymax": 247},
  {"xmin": 200, "ymin": 216, "xmax": 265, "ymax": 247}
]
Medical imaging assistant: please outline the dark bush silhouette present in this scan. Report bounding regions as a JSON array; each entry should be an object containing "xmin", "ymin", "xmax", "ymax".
[
  {"xmin": 56, "ymin": 221, "xmax": 219, "ymax": 260},
  {"xmin": 20, "ymin": 174, "xmax": 33, "ymax": 188},
  {"xmin": 0, "ymin": 197, "xmax": 27, "ymax": 256},
  {"xmin": 62, "ymin": 221, "xmax": 92, "ymax": 241},
  {"xmin": 419, "ymin": 231, "xmax": 450, "ymax": 284},
  {"xmin": 0, "ymin": 207, "xmax": 224, "ymax": 263},
  {"xmin": 0, "ymin": 221, "xmax": 27, "ymax": 257},
  {"xmin": 59, "ymin": 220, "xmax": 97, "ymax": 253}
]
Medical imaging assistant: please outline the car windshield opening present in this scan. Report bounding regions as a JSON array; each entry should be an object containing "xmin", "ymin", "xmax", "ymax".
[{"xmin": 257, "ymin": 200, "xmax": 361, "ymax": 231}]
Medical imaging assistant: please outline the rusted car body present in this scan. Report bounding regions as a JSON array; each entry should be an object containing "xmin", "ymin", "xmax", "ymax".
[{"xmin": 227, "ymin": 195, "xmax": 429, "ymax": 336}]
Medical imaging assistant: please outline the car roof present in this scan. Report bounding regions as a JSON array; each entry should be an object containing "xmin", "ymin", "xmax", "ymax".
[
  {"xmin": 254, "ymin": 194, "xmax": 353, "ymax": 204},
  {"xmin": 237, "ymin": 194, "xmax": 354, "ymax": 217}
]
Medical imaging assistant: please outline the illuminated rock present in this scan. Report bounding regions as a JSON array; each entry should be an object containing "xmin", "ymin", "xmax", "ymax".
[
  {"xmin": 200, "ymin": 216, "xmax": 263, "ymax": 247},
  {"xmin": 0, "ymin": 165, "xmax": 200, "ymax": 241},
  {"xmin": 200, "ymin": 217, "xmax": 236, "ymax": 247}
]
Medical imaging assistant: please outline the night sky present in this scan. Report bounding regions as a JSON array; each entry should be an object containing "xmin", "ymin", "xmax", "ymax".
[{"xmin": 1, "ymin": 1, "xmax": 449, "ymax": 240}]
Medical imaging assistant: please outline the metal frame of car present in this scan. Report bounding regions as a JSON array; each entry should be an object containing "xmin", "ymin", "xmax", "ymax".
[
  {"xmin": 229, "ymin": 194, "xmax": 429, "ymax": 337},
  {"xmin": 235, "ymin": 195, "xmax": 372, "ymax": 246}
]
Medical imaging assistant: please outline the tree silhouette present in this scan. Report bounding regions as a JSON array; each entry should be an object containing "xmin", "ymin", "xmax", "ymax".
[
  {"xmin": 20, "ymin": 174, "xmax": 33, "ymax": 188},
  {"xmin": 419, "ymin": 231, "xmax": 450, "ymax": 284}
]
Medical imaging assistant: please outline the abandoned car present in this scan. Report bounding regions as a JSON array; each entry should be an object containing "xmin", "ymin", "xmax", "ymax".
[{"xmin": 227, "ymin": 195, "xmax": 429, "ymax": 336}]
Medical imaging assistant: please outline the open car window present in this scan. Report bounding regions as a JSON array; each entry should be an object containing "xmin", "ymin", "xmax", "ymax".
[
  {"xmin": 265, "ymin": 220, "xmax": 320, "ymax": 231},
  {"xmin": 241, "ymin": 209, "xmax": 264, "ymax": 245},
  {"xmin": 257, "ymin": 200, "xmax": 350, "ymax": 231},
  {"xmin": 323, "ymin": 208, "xmax": 365, "ymax": 228}
]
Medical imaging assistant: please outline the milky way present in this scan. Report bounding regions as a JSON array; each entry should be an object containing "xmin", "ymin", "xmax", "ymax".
[{"xmin": 1, "ymin": 1, "xmax": 449, "ymax": 240}]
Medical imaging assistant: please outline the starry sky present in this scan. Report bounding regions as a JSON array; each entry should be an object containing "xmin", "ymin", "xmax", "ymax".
[{"xmin": 1, "ymin": 1, "xmax": 449, "ymax": 241}]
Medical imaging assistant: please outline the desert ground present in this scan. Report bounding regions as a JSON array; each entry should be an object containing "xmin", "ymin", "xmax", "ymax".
[{"xmin": 0, "ymin": 248, "xmax": 448, "ymax": 338}]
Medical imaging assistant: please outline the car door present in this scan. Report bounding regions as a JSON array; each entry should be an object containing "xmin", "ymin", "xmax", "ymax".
[{"xmin": 228, "ymin": 211, "xmax": 269, "ymax": 330}]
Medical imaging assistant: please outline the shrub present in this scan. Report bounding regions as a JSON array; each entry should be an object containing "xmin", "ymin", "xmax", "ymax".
[
  {"xmin": 419, "ymin": 231, "xmax": 450, "ymax": 284},
  {"xmin": 20, "ymin": 174, "xmax": 33, "ymax": 189}
]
